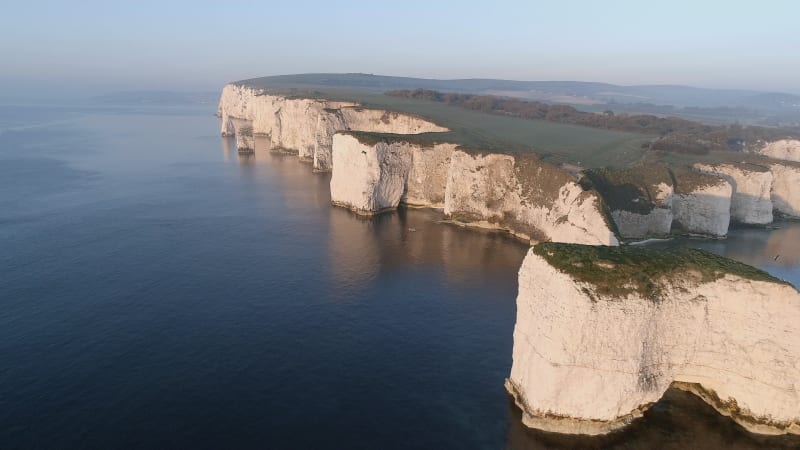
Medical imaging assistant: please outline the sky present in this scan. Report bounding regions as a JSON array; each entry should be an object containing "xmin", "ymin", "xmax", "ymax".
[{"xmin": 1, "ymin": 0, "xmax": 799, "ymax": 99}]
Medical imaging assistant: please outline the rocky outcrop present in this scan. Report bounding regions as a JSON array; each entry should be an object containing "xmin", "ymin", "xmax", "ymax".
[
  {"xmin": 767, "ymin": 162, "xmax": 800, "ymax": 218},
  {"xmin": 756, "ymin": 139, "xmax": 800, "ymax": 162},
  {"xmin": 583, "ymin": 167, "xmax": 674, "ymax": 240},
  {"xmin": 235, "ymin": 133, "xmax": 254, "ymax": 152},
  {"xmin": 329, "ymin": 133, "xmax": 458, "ymax": 214},
  {"xmin": 403, "ymin": 142, "xmax": 457, "ymax": 208},
  {"xmin": 329, "ymin": 134, "xmax": 416, "ymax": 214},
  {"xmin": 671, "ymin": 168, "xmax": 732, "ymax": 237},
  {"xmin": 508, "ymin": 243, "xmax": 800, "ymax": 436},
  {"xmin": 217, "ymin": 84, "xmax": 447, "ymax": 171},
  {"xmin": 443, "ymin": 151, "xmax": 618, "ymax": 245},
  {"xmin": 329, "ymin": 135, "xmax": 618, "ymax": 245},
  {"xmin": 695, "ymin": 163, "xmax": 773, "ymax": 225}
]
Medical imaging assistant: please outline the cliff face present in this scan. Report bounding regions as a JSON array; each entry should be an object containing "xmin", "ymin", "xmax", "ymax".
[
  {"xmin": 402, "ymin": 142, "xmax": 457, "ymax": 208},
  {"xmin": 328, "ymin": 136, "xmax": 618, "ymax": 245},
  {"xmin": 583, "ymin": 167, "xmax": 674, "ymax": 240},
  {"xmin": 219, "ymin": 84, "xmax": 793, "ymax": 242},
  {"xmin": 768, "ymin": 162, "xmax": 800, "ymax": 218},
  {"xmin": 217, "ymin": 84, "xmax": 447, "ymax": 171},
  {"xmin": 695, "ymin": 163, "xmax": 773, "ymax": 225},
  {"xmin": 329, "ymin": 134, "xmax": 416, "ymax": 214},
  {"xmin": 444, "ymin": 151, "xmax": 619, "ymax": 245},
  {"xmin": 507, "ymin": 243, "xmax": 800, "ymax": 436},
  {"xmin": 757, "ymin": 139, "xmax": 800, "ymax": 162},
  {"xmin": 671, "ymin": 172, "xmax": 732, "ymax": 237}
]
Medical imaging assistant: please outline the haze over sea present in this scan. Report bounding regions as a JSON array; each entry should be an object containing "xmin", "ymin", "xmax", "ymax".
[{"xmin": 1, "ymin": 100, "xmax": 799, "ymax": 449}]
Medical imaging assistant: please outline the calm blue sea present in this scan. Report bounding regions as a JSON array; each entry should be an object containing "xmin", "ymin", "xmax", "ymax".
[{"xmin": 1, "ymin": 102, "xmax": 798, "ymax": 449}]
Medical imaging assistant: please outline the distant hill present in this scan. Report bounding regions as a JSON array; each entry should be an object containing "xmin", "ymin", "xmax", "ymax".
[{"xmin": 238, "ymin": 74, "xmax": 800, "ymax": 127}]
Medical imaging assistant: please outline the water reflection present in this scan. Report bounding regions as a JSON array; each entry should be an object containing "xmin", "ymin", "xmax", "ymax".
[
  {"xmin": 506, "ymin": 388, "xmax": 800, "ymax": 449},
  {"xmin": 221, "ymin": 135, "xmax": 234, "ymax": 162},
  {"xmin": 644, "ymin": 221, "xmax": 800, "ymax": 287},
  {"xmin": 327, "ymin": 206, "xmax": 528, "ymax": 287}
]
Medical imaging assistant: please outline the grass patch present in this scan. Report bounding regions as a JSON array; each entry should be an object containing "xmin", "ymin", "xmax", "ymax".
[
  {"xmin": 668, "ymin": 165, "xmax": 726, "ymax": 194},
  {"xmin": 235, "ymin": 80, "xmax": 651, "ymax": 168},
  {"xmin": 533, "ymin": 242, "xmax": 788, "ymax": 301}
]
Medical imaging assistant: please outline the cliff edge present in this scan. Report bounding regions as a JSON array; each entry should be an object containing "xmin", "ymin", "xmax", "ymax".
[
  {"xmin": 329, "ymin": 133, "xmax": 619, "ymax": 245},
  {"xmin": 507, "ymin": 243, "xmax": 800, "ymax": 436}
]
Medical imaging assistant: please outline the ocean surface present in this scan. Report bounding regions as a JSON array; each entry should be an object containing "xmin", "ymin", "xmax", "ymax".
[{"xmin": 1, "ymin": 102, "xmax": 799, "ymax": 450}]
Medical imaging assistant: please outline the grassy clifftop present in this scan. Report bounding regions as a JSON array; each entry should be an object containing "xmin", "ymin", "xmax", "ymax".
[
  {"xmin": 234, "ymin": 79, "xmax": 651, "ymax": 168},
  {"xmin": 533, "ymin": 242, "xmax": 788, "ymax": 301}
]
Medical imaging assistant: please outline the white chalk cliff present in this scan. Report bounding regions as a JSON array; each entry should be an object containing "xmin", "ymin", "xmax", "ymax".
[
  {"xmin": 217, "ymin": 84, "xmax": 447, "ymax": 171},
  {"xmin": 329, "ymin": 134, "xmax": 414, "ymax": 214},
  {"xmin": 583, "ymin": 167, "xmax": 675, "ymax": 241},
  {"xmin": 443, "ymin": 151, "xmax": 618, "ymax": 246},
  {"xmin": 756, "ymin": 139, "xmax": 800, "ymax": 163},
  {"xmin": 695, "ymin": 163, "xmax": 773, "ymax": 225},
  {"xmin": 507, "ymin": 243, "xmax": 800, "ymax": 436},
  {"xmin": 219, "ymin": 83, "xmax": 800, "ymax": 241},
  {"xmin": 671, "ymin": 170, "xmax": 733, "ymax": 237},
  {"xmin": 328, "ymin": 133, "xmax": 619, "ymax": 245},
  {"xmin": 768, "ymin": 162, "xmax": 800, "ymax": 218},
  {"xmin": 609, "ymin": 183, "xmax": 673, "ymax": 240}
]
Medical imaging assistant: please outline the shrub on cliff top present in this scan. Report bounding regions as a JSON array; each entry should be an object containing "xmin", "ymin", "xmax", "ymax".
[{"xmin": 533, "ymin": 242, "xmax": 788, "ymax": 301}]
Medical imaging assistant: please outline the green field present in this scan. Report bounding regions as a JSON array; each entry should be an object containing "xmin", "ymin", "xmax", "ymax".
[{"xmin": 239, "ymin": 79, "xmax": 651, "ymax": 168}]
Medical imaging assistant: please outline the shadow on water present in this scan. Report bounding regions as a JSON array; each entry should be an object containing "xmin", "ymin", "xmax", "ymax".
[{"xmin": 506, "ymin": 388, "xmax": 800, "ymax": 449}]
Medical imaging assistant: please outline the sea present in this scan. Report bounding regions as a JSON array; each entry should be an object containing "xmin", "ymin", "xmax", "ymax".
[{"xmin": 1, "ymin": 101, "xmax": 798, "ymax": 449}]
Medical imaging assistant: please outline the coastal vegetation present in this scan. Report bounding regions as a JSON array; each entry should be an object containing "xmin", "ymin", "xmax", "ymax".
[
  {"xmin": 386, "ymin": 89, "xmax": 800, "ymax": 155},
  {"xmin": 238, "ymin": 80, "xmax": 651, "ymax": 168},
  {"xmin": 532, "ymin": 242, "xmax": 787, "ymax": 301}
]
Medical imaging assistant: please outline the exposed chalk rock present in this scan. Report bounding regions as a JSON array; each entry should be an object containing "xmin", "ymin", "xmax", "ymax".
[
  {"xmin": 217, "ymin": 84, "xmax": 447, "ymax": 171},
  {"xmin": 339, "ymin": 108, "xmax": 446, "ymax": 135},
  {"xmin": 583, "ymin": 166, "xmax": 674, "ymax": 240},
  {"xmin": 329, "ymin": 133, "xmax": 456, "ymax": 213},
  {"xmin": 313, "ymin": 108, "xmax": 346, "ymax": 171},
  {"xmin": 443, "ymin": 151, "xmax": 619, "ymax": 246},
  {"xmin": 671, "ymin": 168, "xmax": 732, "ymax": 237},
  {"xmin": 756, "ymin": 139, "xmax": 800, "ymax": 162},
  {"xmin": 508, "ymin": 243, "xmax": 800, "ymax": 436},
  {"xmin": 695, "ymin": 163, "xmax": 773, "ymax": 225},
  {"xmin": 403, "ymin": 143, "xmax": 457, "ymax": 208},
  {"xmin": 767, "ymin": 162, "xmax": 800, "ymax": 218},
  {"xmin": 234, "ymin": 123, "xmax": 255, "ymax": 151},
  {"xmin": 329, "ymin": 134, "xmax": 415, "ymax": 214}
]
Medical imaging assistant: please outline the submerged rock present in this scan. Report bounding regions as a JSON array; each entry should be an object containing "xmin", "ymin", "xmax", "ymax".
[{"xmin": 507, "ymin": 243, "xmax": 800, "ymax": 436}]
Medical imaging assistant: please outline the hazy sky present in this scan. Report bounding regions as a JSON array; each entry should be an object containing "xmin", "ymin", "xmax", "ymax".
[{"xmin": 2, "ymin": 0, "xmax": 799, "ymax": 98}]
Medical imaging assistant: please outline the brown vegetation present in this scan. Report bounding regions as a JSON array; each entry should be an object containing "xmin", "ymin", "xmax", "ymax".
[{"xmin": 386, "ymin": 89, "xmax": 800, "ymax": 155}]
